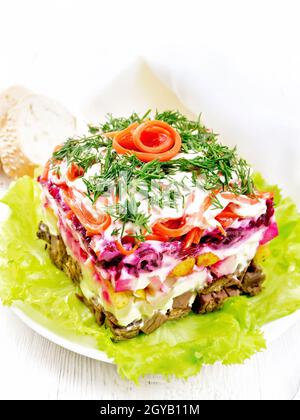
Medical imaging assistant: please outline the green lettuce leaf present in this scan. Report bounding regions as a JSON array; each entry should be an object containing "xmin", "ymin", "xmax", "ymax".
[{"xmin": 0, "ymin": 176, "xmax": 299, "ymax": 382}]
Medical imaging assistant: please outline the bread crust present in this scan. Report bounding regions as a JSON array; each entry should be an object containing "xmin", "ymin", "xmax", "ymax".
[
  {"xmin": 0, "ymin": 86, "xmax": 32, "ymax": 174},
  {"xmin": 0, "ymin": 85, "xmax": 31, "ymax": 122},
  {"xmin": 0, "ymin": 102, "xmax": 37, "ymax": 178},
  {"xmin": 0, "ymin": 91, "xmax": 77, "ymax": 179}
]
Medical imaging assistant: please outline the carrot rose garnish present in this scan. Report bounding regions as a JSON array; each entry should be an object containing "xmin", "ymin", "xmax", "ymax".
[{"xmin": 113, "ymin": 120, "xmax": 182, "ymax": 162}]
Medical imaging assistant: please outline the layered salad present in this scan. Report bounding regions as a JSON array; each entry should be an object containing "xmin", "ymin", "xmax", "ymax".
[{"xmin": 37, "ymin": 111, "xmax": 278, "ymax": 340}]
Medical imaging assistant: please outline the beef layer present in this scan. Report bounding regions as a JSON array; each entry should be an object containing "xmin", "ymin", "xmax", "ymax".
[{"xmin": 37, "ymin": 222, "xmax": 265, "ymax": 341}]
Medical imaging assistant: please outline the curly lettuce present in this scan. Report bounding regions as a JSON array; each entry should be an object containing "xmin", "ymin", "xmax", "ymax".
[{"xmin": 0, "ymin": 176, "xmax": 299, "ymax": 382}]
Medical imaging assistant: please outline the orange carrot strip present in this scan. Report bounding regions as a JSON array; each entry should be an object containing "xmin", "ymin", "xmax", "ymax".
[
  {"xmin": 66, "ymin": 163, "xmax": 84, "ymax": 181},
  {"xmin": 182, "ymin": 227, "xmax": 204, "ymax": 250},
  {"xmin": 116, "ymin": 241, "xmax": 139, "ymax": 256},
  {"xmin": 145, "ymin": 234, "xmax": 169, "ymax": 242},
  {"xmin": 152, "ymin": 218, "xmax": 192, "ymax": 238},
  {"xmin": 255, "ymin": 191, "xmax": 275, "ymax": 200},
  {"xmin": 63, "ymin": 188, "xmax": 111, "ymax": 235},
  {"xmin": 221, "ymin": 192, "xmax": 259, "ymax": 205}
]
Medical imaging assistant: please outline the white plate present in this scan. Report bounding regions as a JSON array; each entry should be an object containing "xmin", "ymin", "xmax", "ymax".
[
  {"xmin": 12, "ymin": 306, "xmax": 113, "ymax": 364},
  {"xmin": 11, "ymin": 305, "xmax": 300, "ymax": 365}
]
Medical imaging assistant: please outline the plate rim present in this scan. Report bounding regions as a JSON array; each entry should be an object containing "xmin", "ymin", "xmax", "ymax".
[
  {"xmin": 12, "ymin": 306, "xmax": 113, "ymax": 364},
  {"xmin": 11, "ymin": 305, "xmax": 300, "ymax": 367}
]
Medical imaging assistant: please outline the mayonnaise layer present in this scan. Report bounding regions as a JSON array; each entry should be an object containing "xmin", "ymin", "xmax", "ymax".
[
  {"xmin": 41, "ymin": 156, "xmax": 270, "ymax": 327},
  {"xmin": 47, "ymin": 160, "xmax": 267, "ymax": 240},
  {"xmin": 45, "ymin": 193, "xmax": 264, "ymax": 326},
  {"xmin": 76, "ymin": 227, "xmax": 262, "ymax": 326}
]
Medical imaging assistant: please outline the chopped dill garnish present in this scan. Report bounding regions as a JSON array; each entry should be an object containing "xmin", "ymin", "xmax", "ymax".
[
  {"xmin": 51, "ymin": 110, "xmax": 255, "ymax": 238},
  {"xmin": 52, "ymin": 134, "xmax": 111, "ymax": 172},
  {"xmin": 210, "ymin": 193, "xmax": 224, "ymax": 210},
  {"xmin": 107, "ymin": 197, "xmax": 151, "ymax": 241},
  {"xmin": 100, "ymin": 110, "xmax": 152, "ymax": 133},
  {"xmin": 111, "ymin": 228, "xmax": 121, "ymax": 237},
  {"xmin": 155, "ymin": 110, "xmax": 218, "ymax": 154}
]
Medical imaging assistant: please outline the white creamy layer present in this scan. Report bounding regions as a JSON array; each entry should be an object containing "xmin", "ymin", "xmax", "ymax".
[
  {"xmin": 41, "ymin": 181, "xmax": 266, "ymax": 326},
  {"xmin": 42, "ymin": 152, "xmax": 270, "ymax": 327},
  {"xmin": 201, "ymin": 229, "xmax": 265, "ymax": 277},
  {"xmin": 48, "ymin": 160, "xmax": 267, "ymax": 238},
  {"xmin": 116, "ymin": 228, "xmax": 265, "ymax": 293},
  {"xmin": 80, "ymin": 267, "xmax": 208, "ymax": 326},
  {"xmin": 79, "ymin": 226, "xmax": 262, "ymax": 326},
  {"xmin": 51, "ymin": 209, "xmax": 264, "ymax": 326}
]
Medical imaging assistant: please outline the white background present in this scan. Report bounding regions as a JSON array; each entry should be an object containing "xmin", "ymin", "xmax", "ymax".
[{"xmin": 0, "ymin": 0, "xmax": 300, "ymax": 400}]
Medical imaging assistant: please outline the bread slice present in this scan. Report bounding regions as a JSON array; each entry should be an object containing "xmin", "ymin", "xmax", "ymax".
[
  {"xmin": 0, "ymin": 86, "xmax": 32, "ymax": 172},
  {"xmin": 0, "ymin": 94, "xmax": 78, "ymax": 178},
  {"xmin": 0, "ymin": 85, "xmax": 31, "ymax": 125}
]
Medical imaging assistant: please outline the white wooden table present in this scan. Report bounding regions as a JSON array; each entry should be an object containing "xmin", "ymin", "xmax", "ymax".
[{"xmin": 0, "ymin": 305, "xmax": 299, "ymax": 400}]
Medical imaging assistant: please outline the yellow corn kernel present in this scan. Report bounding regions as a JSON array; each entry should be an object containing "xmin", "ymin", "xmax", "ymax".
[
  {"xmin": 111, "ymin": 291, "xmax": 132, "ymax": 309},
  {"xmin": 196, "ymin": 252, "xmax": 220, "ymax": 267},
  {"xmin": 134, "ymin": 289, "xmax": 147, "ymax": 300},
  {"xmin": 170, "ymin": 257, "xmax": 196, "ymax": 277}
]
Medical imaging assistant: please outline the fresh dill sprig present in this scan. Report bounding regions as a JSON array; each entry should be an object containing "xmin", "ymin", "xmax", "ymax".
[
  {"xmin": 83, "ymin": 154, "xmax": 177, "ymax": 203},
  {"xmin": 92, "ymin": 110, "xmax": 253, "ymax": 194},
  {"xmin": 51, "ymin": 110, "xmax": 255, "ymax": 239},
  {"xmin": 52, "ymin": 134, "xmax": 111, "ymax": 172},
  {"xmin": 155, "ymin": 110, "xmax": 218, "ymax": 153},
  {"xmin": 111, "ymin": 228, "xmax": 121, "ymax": 237},
  {"xmin": 210, "ymin": 193, "xmax": 224, "ymax": 210},
  {"xmin": 107, "ymin": 197, "xmax": 151, "ymax": 241},
  {"xmin": 100, "ymin": 110, "xmax": 152, "ymax": 133},
  {"xmin": 61, "ymin": 111, "xmax": 253, "ymax": 203}
]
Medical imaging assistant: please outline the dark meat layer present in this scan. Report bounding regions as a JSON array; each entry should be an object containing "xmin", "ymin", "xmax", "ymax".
[
  {"xmin": 37, "ymin": 222, "xmax": 82, "ymax": 284},
  {"xmin": 192, "ymin": 262, "xmax": 265, "ymax": 314},
  {"xmin": 37, "ymin": 222, "xmax": 265, "ymax": 341}
]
